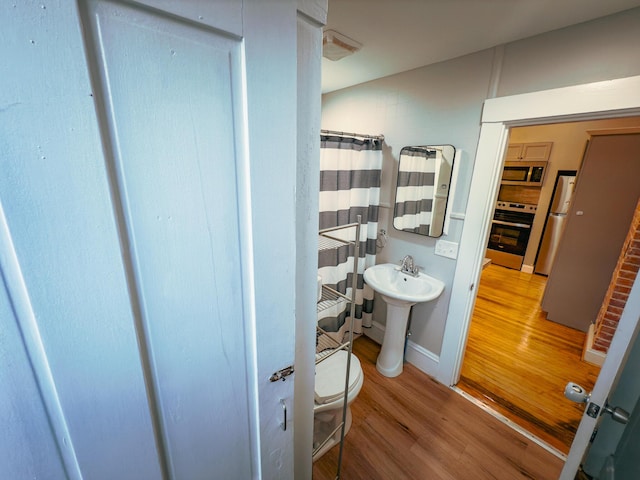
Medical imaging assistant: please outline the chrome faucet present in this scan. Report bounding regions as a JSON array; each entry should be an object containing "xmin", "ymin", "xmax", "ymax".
[{"xmin": 400, "ymin": 255, "xmax": 419, "ymax": 277}]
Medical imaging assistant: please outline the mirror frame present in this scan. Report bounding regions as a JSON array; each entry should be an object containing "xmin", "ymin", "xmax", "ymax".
[{"xmin": 393, "ymin": 145, "xmax": 456, "ymax": 238}]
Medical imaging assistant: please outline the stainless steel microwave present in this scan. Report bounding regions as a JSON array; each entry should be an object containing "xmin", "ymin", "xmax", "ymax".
[{"xmin": 501, "ymin": 161, "xmax": 547, "ymax": 186}]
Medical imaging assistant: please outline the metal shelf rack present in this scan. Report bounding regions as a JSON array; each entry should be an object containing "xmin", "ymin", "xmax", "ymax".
[{"xmin": 313, "ymin": 217, "xmax": 361, "ymax": 479}]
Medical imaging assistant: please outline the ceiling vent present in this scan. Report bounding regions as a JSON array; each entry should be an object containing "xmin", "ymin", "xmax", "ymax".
[{"xmin": 322, "ymin": 29, "xmax": 362, "ymax": 61}]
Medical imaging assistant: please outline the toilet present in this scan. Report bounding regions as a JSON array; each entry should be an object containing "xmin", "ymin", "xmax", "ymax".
[{"xmin": 312, "ymin": 349, "xmax": 364, "ymax": 461}]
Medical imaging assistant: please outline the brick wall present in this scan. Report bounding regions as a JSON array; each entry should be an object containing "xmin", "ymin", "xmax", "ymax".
[{"xmin": 592, "ymin": 198, "xmax": 640, "ymax": 353}]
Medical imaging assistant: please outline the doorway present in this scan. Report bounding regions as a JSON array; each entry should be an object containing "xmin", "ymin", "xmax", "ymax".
[
  {"xmin": 457, "ymin": 264, "xmax": 601, "ymax": 453},
  {"xmin": 456, "ymin": 118, "xmax": 640, "ymax": 453},
  {"xmin": 437, "ymin": 75, "xmax": 640, "ymax": 478}
]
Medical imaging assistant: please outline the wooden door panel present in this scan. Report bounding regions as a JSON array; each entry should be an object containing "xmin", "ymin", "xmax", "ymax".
[
  {"xmin": 134, "ymin": 0, "xmax": 242, "ymax": 35},
  {"xmin": 0, "ymin": 3, "xmax": 163, "ymax": 478},
  {"xmin": 0, "ymin": 274, "xmax": 68, "ymax": 479},
  {"xmin": 84, "ymin": 1, "xmax": 255, "ymax": 478},
  {"xmin": 0, "ymin": 0, "xmax": 308, "ymax": 477}
]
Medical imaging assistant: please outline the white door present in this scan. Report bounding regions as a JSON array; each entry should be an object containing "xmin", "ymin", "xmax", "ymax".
[
  {"xmin": 559, "ymin": 273, "xmax": 640, "ymax": 479},
  {"xmin": 0, "ymin": 1, "xmax": 299, "ymax": 478}
]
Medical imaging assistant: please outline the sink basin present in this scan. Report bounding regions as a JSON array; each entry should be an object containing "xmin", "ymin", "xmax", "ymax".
[
  {"xmin": 364, "ymin": 263, "xmax": 445, "ymax": 377},
  {"xmin": 363, "ymin": 263, "xmax": 445, "ymax": 307}
]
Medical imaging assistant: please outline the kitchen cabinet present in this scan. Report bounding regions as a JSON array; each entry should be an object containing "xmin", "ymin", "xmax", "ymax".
[{"xmin": 506, "ymin": 142, "xmax": 553, "ymax": 162}]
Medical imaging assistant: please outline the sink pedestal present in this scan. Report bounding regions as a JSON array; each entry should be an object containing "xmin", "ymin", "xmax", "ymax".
[
  {"xmin": 376, "ymin": 297, "xmax": 413, "ymax": 377},
  {"xmin": 363, "ymin": 263, "xmax": 445, "ymax": 378}
]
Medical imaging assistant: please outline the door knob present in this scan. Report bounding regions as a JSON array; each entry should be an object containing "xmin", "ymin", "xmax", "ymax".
[
  {"xmin": 564, "ymin": 382, "xmax": 630, "ymax": 424},
  {"xmin": 603, "ymin": 403, "xmax": 630, "ymax": 425},
  {"xmin": 564, "ymin": 382, "xmax": 590, "ymax": 403}
]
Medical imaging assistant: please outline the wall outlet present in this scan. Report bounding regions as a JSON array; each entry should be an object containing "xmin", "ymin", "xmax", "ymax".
[{"xmin": 435, "ymin": 239, "xmax": 459, "ymax": 259}]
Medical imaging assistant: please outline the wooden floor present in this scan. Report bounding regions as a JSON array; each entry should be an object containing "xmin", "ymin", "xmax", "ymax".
[
  {"xmin": 313, "ymin": 336, "xmax": 565, "ymax": 480},
  {"xmin": 457, "ymin": 264, "xmax": 601, "ymax": 454}
]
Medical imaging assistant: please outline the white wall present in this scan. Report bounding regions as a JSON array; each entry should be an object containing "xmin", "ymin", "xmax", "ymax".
[
  {"xmin": 321, "ymin": 8, "xmax": 640, "ymax": 360},
  {"xmin": 295, "ymin": 1, "xmax": 326, "ymax": 478}
]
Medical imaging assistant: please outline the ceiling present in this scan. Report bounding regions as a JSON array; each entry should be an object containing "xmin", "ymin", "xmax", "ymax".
[{"xmin": 322, "ymin": 0, "xmax": 640, "ymax": 93}]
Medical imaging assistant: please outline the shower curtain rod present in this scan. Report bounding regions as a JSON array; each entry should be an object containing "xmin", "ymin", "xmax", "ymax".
[{"xmin": 321, "ymin": 129, "xmax": 385, "ymax": 141}]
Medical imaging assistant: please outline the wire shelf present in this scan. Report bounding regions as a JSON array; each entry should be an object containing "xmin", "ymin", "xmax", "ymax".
[{"xmin": 317, "ymin": 285, "xmax": 349, "ymax": 314}]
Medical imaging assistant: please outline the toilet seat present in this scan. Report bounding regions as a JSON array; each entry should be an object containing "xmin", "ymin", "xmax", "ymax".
[{"xmin": 314, "ymin": 350, "xmax": 362, "ymax": 405}]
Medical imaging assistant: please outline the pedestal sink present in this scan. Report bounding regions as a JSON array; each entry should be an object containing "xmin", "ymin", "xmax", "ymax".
[{"xmin": 363, "ymin": 263, "xmax": 445, "ymax": 377}]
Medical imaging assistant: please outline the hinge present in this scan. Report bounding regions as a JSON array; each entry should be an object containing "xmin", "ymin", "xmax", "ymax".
[{"xmin": 270, "ymin": 365, "xmax": 294, "ymax": 382}]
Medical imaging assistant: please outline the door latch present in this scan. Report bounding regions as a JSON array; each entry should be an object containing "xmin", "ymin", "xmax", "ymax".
[
  {"xmin": 586, "ymin": 402, "xmax": 601, "ymax": 418},
  {"xmin": 270, "ymin": 365, "xmax": 294, "ymax": 382},
  {"xmin": 586, "ymin": 402, "xmax": 630, "ymax": 423}
]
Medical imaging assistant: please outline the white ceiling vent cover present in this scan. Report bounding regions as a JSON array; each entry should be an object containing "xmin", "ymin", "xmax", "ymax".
[{"xmin": 323, "ymin": 29, "xmax": 362, "ymax": 61}]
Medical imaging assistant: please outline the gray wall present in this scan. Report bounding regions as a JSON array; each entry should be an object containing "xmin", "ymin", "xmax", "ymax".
[
  {"xmin": 321, "ymin": 7, "xmax": 640, "ymax": 357},
  {"xmin": 498, "ymin": 8, "xmax": 640, "ymax": 96}
]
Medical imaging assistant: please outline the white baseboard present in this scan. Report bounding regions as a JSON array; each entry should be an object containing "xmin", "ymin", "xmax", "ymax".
[
  {"xmin": 583, "ymin": 324, "xmax": 607, "ymax": 366},
  {"xmin": 521, "ymin": 264, "xmax": 534, "ymax": 274},
  {"xmin": 363, "ymin": 323, "xmax": 440, "ymax": 378},
  {"xmin": 405, "ymin": 340, "xmax": 440, "ymax": 378},
  {"xmin": 363, "ymin": 321, "xmax": 384, "ymax": 345}
]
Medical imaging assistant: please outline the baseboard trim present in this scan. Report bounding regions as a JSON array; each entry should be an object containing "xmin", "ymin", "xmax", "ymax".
[
  {"xmin": 583, "ymin": 324, "xmax": 607, "ymax": 366},
  {"xmin": 521, "ymin": 264, "xmax": 534, "ymax": 274},
  {"xmin": 405, "ymin": 340, "xmax": 440, "ymax": 378},
  {"xmin": 363, "ymin": 321, "xmax": 384, "ymax": 345}
]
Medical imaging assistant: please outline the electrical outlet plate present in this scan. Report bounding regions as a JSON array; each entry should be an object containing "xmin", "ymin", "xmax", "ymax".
[{"xmin": 435, "ymin": 239, "xmax": 459, "ymax": 259}]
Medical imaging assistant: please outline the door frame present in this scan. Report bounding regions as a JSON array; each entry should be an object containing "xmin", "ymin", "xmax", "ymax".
[
  {"xmin": 436, "ymin": 74, "xmax": 640, "ymax": 474},
  {"xmin": 439, "ymin": 74, "xmax": 640, "ymax": 387}
]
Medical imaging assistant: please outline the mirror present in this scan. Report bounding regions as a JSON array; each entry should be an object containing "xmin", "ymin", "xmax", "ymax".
[{"xmin": 393, "ymin": 145, "xmax": 456, "ymax": 237}]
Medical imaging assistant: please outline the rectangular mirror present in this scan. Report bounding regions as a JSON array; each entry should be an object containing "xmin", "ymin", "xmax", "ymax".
[{"xmin": 393, "ymin": 145, "xmax": 456, "ymax": 237}]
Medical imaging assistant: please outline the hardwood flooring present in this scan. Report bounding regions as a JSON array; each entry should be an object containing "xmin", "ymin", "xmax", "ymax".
[
  {"xmin": 313, "ymin": 336, "xmax": 565, "ymax": 480},
  {"xmin": 457, "ymin": 264, "xmax": 601, "ymax": 454}
]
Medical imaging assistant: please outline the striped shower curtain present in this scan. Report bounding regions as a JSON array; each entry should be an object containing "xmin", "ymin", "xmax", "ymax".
[{"xmin": 318, "ymin": 134, "xmax": 382, "ymax": 337}]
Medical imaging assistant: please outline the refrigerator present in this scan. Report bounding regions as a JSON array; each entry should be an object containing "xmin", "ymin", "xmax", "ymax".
[{"xmin": 534, "ymin": 172, "xmax": 577, "ymax": 275}]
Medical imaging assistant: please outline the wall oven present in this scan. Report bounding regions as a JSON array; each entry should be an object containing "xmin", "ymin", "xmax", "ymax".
[
  {"xmin": 486, "ymin": 201, "xmax": 537, "ymax": 270},
  {"xmin": 501, "ymin": 161, "xmax": 547, "ymax": 186}
]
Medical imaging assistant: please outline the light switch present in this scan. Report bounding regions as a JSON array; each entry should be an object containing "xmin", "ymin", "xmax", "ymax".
[{"xmin": 435, "ymin": 240, "xmax": 458, "ymax": 259}]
